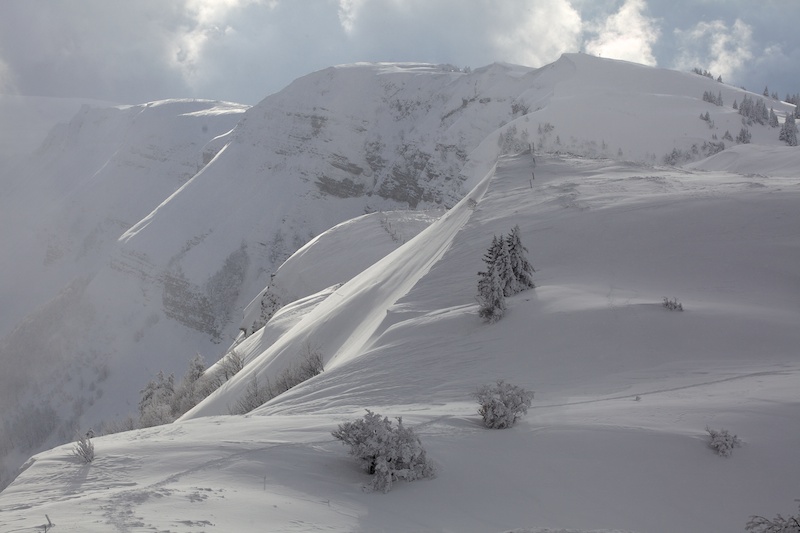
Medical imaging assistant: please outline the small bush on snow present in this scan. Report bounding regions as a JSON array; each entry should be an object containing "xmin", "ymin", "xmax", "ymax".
[
  {"xmin": 474, "ymin": 380, "xmax": 534, "ymax": 429},
  {"xmin": 332, "ymin": 410, "xmax": 435, "ymax": 493},
  {"xmin": 662, "ymin": 297, "xmax": 683, "ymax": 311},
  {"xmin": 73, "ymin": 430, "xmax": 95, "ymax": 464},
  {"xmin": 706, "ymin": 426, "xmax": 741, "ymax": 457}
]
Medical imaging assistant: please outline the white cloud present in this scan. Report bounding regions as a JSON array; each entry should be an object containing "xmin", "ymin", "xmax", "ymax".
[
  {"xmin": 584, "ymin": 0, "xmax": 660, "ymax": 66},
  {"xmin": 337, "ymin": 0, "xmax": 368, "ymax": 35},
  {"xmin": 490, "ymin": 0, "xmax": 583, "ymax": 66},
  {"xmin": 0, "ymin": 56, "xmax": 16, "ymax": 93},
  {"xmin": 673, "ymin": 18, "xmax": 753, "ymax": 84}
]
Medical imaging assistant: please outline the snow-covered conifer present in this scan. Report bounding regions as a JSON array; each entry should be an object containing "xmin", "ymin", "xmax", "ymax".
[
  {"xmin": 477, "ymin": 262, "xmax": 506, "ymax": 323},
  {"xmin": 736, "ymin": 127, "xmax": 752, "ymax": 144},
  {"xmin": 779, "ymin": 114, "xmax": 798, "ymax": 146},
  {"xmin": 506, "ymin": 225, "xmax": 535, "ymax": 292},
  {"xmin": 769, "ymin": 108, "xmax": 780, "ymax": 128},
  {"xmin": 496, "ymin": 237, "xmax": 516, "ymax": 297}
]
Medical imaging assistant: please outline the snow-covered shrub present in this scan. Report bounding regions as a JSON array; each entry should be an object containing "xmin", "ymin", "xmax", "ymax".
[
  {"xmin": 138, "ymin": 371, "xmax": 176, "ymax": 428},
  {"xmin": 332, "ymin": 410, "xmax": 436, "ymax": 493},
  {"xmin": 474, "ymin": 380, "xmax": 534, "ymax": 429},
  {"xmin": 73, "ymin": 431, "xmax": 94, "ymax": 464},
  {"xmin": 171, "ymin": 353, "xmax": 209, "ymax": 416},
  {"xmin": 706, "ymin": 426, "xmax": 742, "ymax": 457},
  {"xmin": 230, "ymin": 374, "xmax": 273, "ymax": 415},
  {"xmin": 746, "ymin": 500, "xmax": 800, "ymax": 532},
  {"xmin": 272, "ymin": 342, "xmax": 324, "ymax": 394},
  {"xmin": 663, "ymin": 297, "xmax": 683, "ymax": 311},
  {"xmin": 230, "ymin": 343, "xmax": 324, "ymax": 415}
]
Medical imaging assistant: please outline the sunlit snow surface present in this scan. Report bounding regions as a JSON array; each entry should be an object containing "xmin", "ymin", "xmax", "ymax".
[{"xmin": 3, "ymin": 153, "xmax": 798, "ymax": 533}]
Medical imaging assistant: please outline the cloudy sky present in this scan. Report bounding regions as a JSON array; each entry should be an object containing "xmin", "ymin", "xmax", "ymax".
[{"xmin": 0, "ymin": 0, "xmax": 798, "ymax": 105}]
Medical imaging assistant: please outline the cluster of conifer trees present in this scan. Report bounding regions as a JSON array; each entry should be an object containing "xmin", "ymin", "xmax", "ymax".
[{"xmin": 476, "ymin": 225, "xmax": 535, "ymax": 323}]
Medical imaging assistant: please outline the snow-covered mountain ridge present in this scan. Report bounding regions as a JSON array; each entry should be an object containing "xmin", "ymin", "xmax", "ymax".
[{"xmin": 0, "ymin": 53, "xmax": 798, "ymax": 514}]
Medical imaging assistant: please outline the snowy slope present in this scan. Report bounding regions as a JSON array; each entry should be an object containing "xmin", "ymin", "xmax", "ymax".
[
  {"xmin": 2, "ymin": 152, "xmax": 798, "ymax": 533},
  {"xmin": 0, "ymin": 99, "xmax": 248, "ymax": 488},
  {"xmin": 1, "ymin": 52, "xmax": 798, "ymax": 505},
  {"xmin": 0, "ymin": 94, "xmax": 118, "ymax": 165}
]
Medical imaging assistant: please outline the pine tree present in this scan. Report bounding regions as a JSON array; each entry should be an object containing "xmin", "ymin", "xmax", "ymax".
[
  {"xmin": 769, "ymin": 107, "xmax": 780, "ymax": 128},
  {"xmin": 763, "ymin": 86, "xmax": 770, "ymax": 97},
  {"xmin": 506, "ymin": 225, "xmax": 535, "ymax": 292},
  {"xmin": 496, "ymin": 237, "xmax": 516, "ymax": 297},
  {"xmin": 779, "ymin": 114, "xmax": 798, "ymax": 146},
  {"xmin": 477, "ymin": 263, "xmax": 506, "ymax": 323},
  {"xmin": 736, "ymin": 127, "xmax": 751, "ymax": 144}
]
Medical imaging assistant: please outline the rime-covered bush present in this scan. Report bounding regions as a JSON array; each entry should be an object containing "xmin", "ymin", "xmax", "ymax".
[
  {"xmin": 706, "ymin": 426, "xmax": 741, "ymax": 457},
  {"xmin": 663, "ymin": 297, "xmax": 683, "ymax": 311},
  {"xmin": 746, "ymin": 500, "xmax": 800, "ymax": 532},
  {"xmin": 474, "ymin": 380, "xmax": 534, "ymax": 429},
  {"xmin": 73, "ymin": 431, "xmax": 95, "ymax": 464},
  {"xmin": 229, "ymin": 343, "xmax": 324, "ymax": 415},
  {"xmin": 332, "ymin": 410, "xmax": 435, "ymax": 493}
]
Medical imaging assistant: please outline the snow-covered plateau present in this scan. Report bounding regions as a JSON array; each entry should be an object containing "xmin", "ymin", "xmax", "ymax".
[{"xmin": 0, "ymin": 54, "xmax": 798, "ymax": 532}]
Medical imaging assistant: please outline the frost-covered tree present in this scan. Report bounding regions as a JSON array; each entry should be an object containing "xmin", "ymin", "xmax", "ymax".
[
  {"xmin": 477, "ymin": 259, "xmax": 506, "ymax": 323},
  {"xmin": 779, "ymin": 114, "xmax": 798, "ymax": 146},
  {"xmin": 769, "ymin": 107, "xmax": 780, "ymax": 128},
  {"xmin": 737, "ymin": 127, "xmax": 752, "ymax": 144},
  {"xmin": 506, "ymin": 225, "xmax": 535, "ymax": 292},
  {"xmin": 496, "ymin": 237, "xmax": 516, "ymax": 297},
  {"xmin": 702, "ymin": 91, "xmax": 723, "ymax": 106},
  {"xmin": 138, "ymin": 371, "xmax": 175, "ymax": 428},
  {"xmin": 171, "ymin": 353, "xmax": 207, "ymax": 416},
  {"xmin": 746, "ymin": 500, "xmax": 800, "ymax": 532},
  {"xmin": 474, "ymin": 380, "xmax": 534, "ymax": 429},
  {"xmin": 477, "ymin": 228, "xmax": 535, "ymax": 322},
  {"xmin": 739, "ymin": 95, "xmax": 769, "ymax": 125},
  {"xmin": 332, "ymin": 410, "xmax": 435, "ymax": 492}
]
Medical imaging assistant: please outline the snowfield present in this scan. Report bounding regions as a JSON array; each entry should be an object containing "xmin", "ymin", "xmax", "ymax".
[
  {"xmin": 1, "ymin": 53, "xmax": 799, "ymax": 531},
  {"xmin": 2, "ymin": 151, "xmax": 798, "ymax": 533}
]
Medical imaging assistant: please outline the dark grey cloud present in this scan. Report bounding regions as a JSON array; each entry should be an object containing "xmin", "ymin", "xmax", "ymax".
[{"xmin": 0, "ymin": 0, "xmax": 797, "ymax": 105}]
